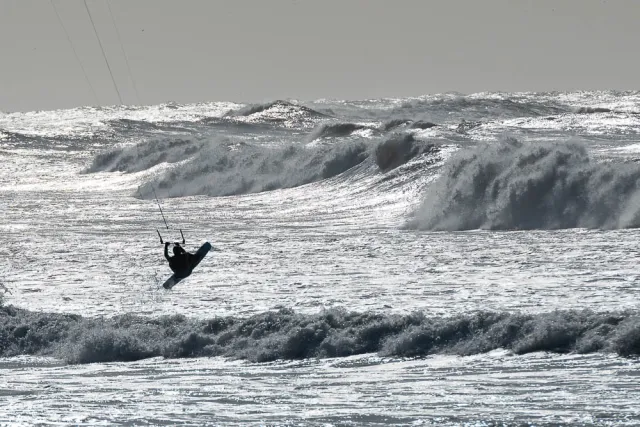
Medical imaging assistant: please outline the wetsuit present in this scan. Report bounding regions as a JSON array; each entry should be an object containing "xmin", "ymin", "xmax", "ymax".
[{"xmin": 165, "ymin": 244, "xmax": 195, "ymax": 278}]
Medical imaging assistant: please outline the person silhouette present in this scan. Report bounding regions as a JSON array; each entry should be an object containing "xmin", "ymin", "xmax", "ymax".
[{"xmin": 164, "ymin": 242, "xmax": 196, "ymax": 277}]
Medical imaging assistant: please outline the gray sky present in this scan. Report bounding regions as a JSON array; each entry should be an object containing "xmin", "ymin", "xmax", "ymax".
[{"xmin": 0, "ymin": 0, "xmax": 638, "ymax": 112}]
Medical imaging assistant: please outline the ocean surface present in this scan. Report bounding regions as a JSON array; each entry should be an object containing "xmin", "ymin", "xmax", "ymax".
[{"xmin": 1, "ymin": 91, "xmax": 640, "ymax": 425}]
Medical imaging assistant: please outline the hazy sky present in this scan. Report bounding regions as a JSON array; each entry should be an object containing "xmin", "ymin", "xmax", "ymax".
[{"xmin": 0, "ymin": 0, "xmax": 638, "ymax": 112}]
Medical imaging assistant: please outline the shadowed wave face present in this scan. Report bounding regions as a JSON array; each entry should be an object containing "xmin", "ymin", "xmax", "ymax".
[
  {"xmin": 1, "ymin": 306, "xmax": 639, "ymax": 364},
  {"xmin": 408, "ymin": 139, "xmax": 640, "ymax": 230},
  {"xmin": 375, "ymin": 134, "xmax": 437, "ymax": 173}
]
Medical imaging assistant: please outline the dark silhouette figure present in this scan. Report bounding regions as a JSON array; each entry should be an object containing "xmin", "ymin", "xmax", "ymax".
[{"xmin": 164, "ymin": 243, "xmax": 196, "ymax": 278}]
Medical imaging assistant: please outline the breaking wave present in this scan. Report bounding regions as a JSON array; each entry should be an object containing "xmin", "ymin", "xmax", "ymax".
[
  {"xmin": 134, "ymin": 138, "xmax": 370, "ymax": 198},
  {"xmin": 86, "ymin": 133, "xmax": 440, "ymax": 198},
  {"xmin": 408, "ymin": 138, "xmax": 640, "ymax": 230},
  {"xmin": 1, "ymin": 306, "xmax": 639, "ymax": 364}
]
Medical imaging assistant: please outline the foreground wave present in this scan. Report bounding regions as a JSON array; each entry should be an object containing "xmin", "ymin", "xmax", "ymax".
[{"xmin": 1, "ymin": 306, "xmax": 639, "ymax": 364}]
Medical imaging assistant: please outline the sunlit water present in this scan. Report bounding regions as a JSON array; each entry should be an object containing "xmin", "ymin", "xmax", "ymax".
[{"xmin": 1, "ymin": 92, "xmax": 640, "ymax": 425}]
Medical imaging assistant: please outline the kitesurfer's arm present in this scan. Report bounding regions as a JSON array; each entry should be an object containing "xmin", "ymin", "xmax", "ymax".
[{"xmin": 164, "ymin": 242, "xmax": 171, "ymax": 261}]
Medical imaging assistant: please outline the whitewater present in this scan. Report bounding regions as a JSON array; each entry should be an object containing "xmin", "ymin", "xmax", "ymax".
[{"xmin": 1, "ymin": 91, "xmax": 640, "ymax": 425}]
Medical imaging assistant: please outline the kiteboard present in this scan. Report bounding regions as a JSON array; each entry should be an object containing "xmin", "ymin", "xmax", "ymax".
[{"xmin": 162, "ymin": 242, "xmax": 212, "ymax": 289}]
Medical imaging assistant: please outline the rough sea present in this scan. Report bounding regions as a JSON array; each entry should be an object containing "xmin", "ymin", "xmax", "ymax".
[{"xmin": 1, "ymin": 91, "xmax": 640, "ymax": 426}]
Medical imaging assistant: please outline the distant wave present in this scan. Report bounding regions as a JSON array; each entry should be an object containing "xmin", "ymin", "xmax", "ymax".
[
  {"xmin": 308, "ymin": 122, "xmax": 374, "ymax": 140},
  {"xmin": 408, "ymin": 139, "xmax": 640, "ymax": 230},
  {"xmin": 109, "ymin": 118, "xmax": 166, "ymax": 131},
  {"xmin": 1, "ymin": 306, "xmax": 638, "ymax": 364},
  {"xmin": 455, "ymin": 119, "xmax": 483, "ymax": 134},
  {"xmin": 0, "ymin": 127, "xmax": 101, "ymax": 151},
  {"xmin": 382, "ymin": 119, "xmax": 438, "ymax": 131},
  {"xmin": 392, "ymin": 95, "xmax": 570, "ymax": 122},
  {"xmin": 0, "ymin": 128, "xmax": 86, "ymax": 144},
  {"xmin": 309, "ymin": 119, "xmax": 438, "ymax": 141},
  {"xmin": 227, "ymin": 100, "xmax": 322, "ymax": 117},
  {"xmin": 105, "ymin": 118, "xmax": 204, "ymax": 136},
  {"xmin": 0, "ymin": 129, "xmax": 23, "ymax": 141},
  {"xmin": 574, "ymin": 107, "xmax": 612, "ymax": 114},
  {"xmin": 224, "ymin": 100, "xmax": 329, "ymax": 128},
  {"xmin": 410, "ymin": 120, "xmax": 438, "ymax": 130},
  {"xmin": 382, "ymin": 119, "xmax": 412, "ymax": 131},
  {"xmin": 84, "ymin": 137, "xmax": 205, "ymax": 173}
]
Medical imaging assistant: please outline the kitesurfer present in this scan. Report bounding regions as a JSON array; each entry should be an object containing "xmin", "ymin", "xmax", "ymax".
[{"xmin": 164, "ymin": 242, "xmax": 195, "ymax": 277}]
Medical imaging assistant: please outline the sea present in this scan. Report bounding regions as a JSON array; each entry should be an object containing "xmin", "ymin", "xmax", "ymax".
[{"xmin": 1, "ymin": 91, "xmax": 640, "ymax": 426}]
